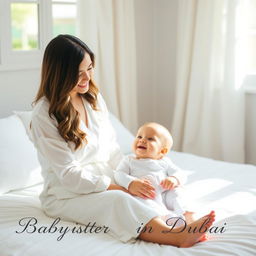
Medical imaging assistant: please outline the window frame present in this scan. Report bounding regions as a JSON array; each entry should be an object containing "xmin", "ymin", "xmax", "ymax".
[{"xmin": 0, "ymin": 0, "xmax": 76, "ymax": 71}]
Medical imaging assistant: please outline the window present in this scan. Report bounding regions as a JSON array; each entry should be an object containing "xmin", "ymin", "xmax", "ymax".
[
  {"xmin": 52, "ymin": 0, "xmax": 78, "ymax": 37},
  {"xmin": 11, "ymin": 2, "xmax": 39, "ymax": 50},
  {"xmin": 0, "ymin": 0, "xmax": 78, "ymax": 71}
]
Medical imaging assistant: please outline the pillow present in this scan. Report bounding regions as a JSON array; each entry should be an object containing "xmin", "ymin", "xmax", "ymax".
[
  {"xmin": 14, "ymin": 110, "xmax": 134, "ymax": 155},
  {"xmin": 0, "ymin": 115, "xmax": 42, "ymax": 194},
  {"xmin": 108, "ymin": 113, "xmax": 134, "ymax": 154},
  {"xmin": 13, "ymin": 110, "xmax": 32, "ymax": 136}
]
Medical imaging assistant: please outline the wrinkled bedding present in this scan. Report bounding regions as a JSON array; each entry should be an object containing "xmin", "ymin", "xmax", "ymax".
[{"xmin": 0, "ymin": 151, "xmax": 255, "ymax": 256}]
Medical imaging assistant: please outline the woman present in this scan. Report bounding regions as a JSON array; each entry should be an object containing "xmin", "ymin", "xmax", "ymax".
[{"xmin": 30, "ymin": 34, "xmax": 215, "ymax": 247}]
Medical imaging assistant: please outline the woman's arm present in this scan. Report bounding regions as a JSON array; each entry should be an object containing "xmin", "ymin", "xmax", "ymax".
[
  {"xmin": 127, "ymin": 179, "xmax": 156, "ymax": 199},
  {"xmin": 107, "ymin": 183, "xmax": 129, "ymax": 193},
  {"xmin": 31, "ymin": 110, "xmax": 111, "ymax": 194},
  {"xmin": 114, "ymin": 157, "xmax": 155, "ymax": 198},
  {"xmin": 114, "ymin": 156, "xmax": 137, "ymax": 189}
]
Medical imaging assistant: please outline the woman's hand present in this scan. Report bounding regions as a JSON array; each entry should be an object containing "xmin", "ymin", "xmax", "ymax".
[
  {"xmin": 160, "ymin": 176, "xmax": 179, "ymax": 190},
  {"xmin": 128, "ymin": 178, "xmax": 156, "ymax": 199},
  {"xmin": 107, "ymin": 184, "xmax": 129, "ymax": 193}
]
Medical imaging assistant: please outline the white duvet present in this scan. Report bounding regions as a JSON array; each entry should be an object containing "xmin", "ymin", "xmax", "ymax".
[{"xmin": 0, "ymin": 151, "xmax": 256, "ymax": 256}]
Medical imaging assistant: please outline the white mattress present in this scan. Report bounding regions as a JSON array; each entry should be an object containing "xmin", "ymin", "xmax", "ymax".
[{"xmin": 0, "ymin": 151, "xmax": 256, "ymax": 256}]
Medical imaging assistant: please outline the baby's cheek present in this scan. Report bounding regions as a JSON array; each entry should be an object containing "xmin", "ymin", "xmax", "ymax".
[{"xmin": 132, "ymin": 141, "xmax": 137, "ymax": 151}]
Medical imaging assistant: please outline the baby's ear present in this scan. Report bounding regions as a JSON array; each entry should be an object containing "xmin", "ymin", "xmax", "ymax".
[{"xmin": 161, "ymin": 147, "xmax": 168, "ymax": 155}]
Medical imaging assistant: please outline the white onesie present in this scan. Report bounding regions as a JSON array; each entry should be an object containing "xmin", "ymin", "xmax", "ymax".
[{"xmin": 114, "ymin": 155, "xmax": 187, "ymax": 219}]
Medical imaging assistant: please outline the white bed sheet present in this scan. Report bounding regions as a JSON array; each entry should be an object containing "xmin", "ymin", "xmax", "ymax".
[{"xmin": 0, "ymin": 151, "xmax": 256, "ymax": 256}]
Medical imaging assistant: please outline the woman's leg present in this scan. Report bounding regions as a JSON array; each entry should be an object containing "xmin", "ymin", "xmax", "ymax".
[
  {"xmin": 138, "ymin": 211, "xmax": 215, "ymax": 247},
  {"xmin": 43, "ymin": 190, "xmax": 215, "ymax": 247},
  {"xmin": 43, "ymin": 190, "xmax": 161, "ymax": 242}
]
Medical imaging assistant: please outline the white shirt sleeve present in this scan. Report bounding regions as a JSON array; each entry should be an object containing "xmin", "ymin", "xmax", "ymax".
[
  {"xmin": 114, "ymin": 156, "xmax": 136, "ymax": 190},
  {"xmin": 31, "ymin": 112, "xmax": 111, "ymax": 194},
  {"xmin": 165, "ymin": 157, "xmax": 187, "ymax": 185}
]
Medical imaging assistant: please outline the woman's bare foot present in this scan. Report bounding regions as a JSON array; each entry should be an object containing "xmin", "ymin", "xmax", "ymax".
[
  {"xmin": 184, "ymin": 211, "xmax": 196, "ymax": 224},
  {"xmin": 184, "ymin": 213, "xmax": 209, "ymax": 243},
  {"xmin": 138, "ymin": 211, "xmax": 215, "ymax": 247},
  {"xmin": 178, "ymin": 211, "xmax": 215, "ymax": 248},
  {"xmin": 199, "ymin": 233, "xmax": 209, "ymax": 242}
]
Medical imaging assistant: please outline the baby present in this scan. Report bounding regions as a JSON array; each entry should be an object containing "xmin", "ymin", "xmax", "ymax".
[{"xmin": 114, "ymin": 122, "xmax": 193, "ymax": 224}]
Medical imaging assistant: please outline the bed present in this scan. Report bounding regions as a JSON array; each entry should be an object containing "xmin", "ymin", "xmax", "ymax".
[{"xmin": 0, "ymin": 111, "xmax": 255, "ymax": 256}]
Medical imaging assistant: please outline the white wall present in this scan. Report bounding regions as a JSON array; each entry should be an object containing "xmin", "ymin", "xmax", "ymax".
[
  {"xmin": 134, "ymin": 0, "xmax": 178, "ymax": 129},
  {"xmin": 134, "ymin": 0, "xmax": 155, "ymax": 126}
]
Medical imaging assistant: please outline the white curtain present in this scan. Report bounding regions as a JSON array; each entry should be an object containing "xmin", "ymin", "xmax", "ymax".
[
  {"xmin": 77, "ymin": 0, "xmax": 137, "ymax": 133},
  {"xmin": 171, "ymin": 0, "xmax": 245, "ymax": 163}
]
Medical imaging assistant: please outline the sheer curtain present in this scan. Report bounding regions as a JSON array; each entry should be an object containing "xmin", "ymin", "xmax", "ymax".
[
  {"xmin": 171, "ymin": 0, "xmax": 245, "ymax": 163},
  {"xmin": 77, "ymin": 0, "xmax": 137, "ymax": 133}
]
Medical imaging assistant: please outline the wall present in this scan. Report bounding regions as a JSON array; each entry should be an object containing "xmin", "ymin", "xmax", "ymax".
[
  {"xmin": 133, "ymin": 0, "xmax": 155, "ymax": 126},
  {"xmin": 134, "ymin": 0, "xmax": 178, "ymax": 129},
  {"xmin": 152, "ymin": 0, "xmax": 178, "ymax": 130}
]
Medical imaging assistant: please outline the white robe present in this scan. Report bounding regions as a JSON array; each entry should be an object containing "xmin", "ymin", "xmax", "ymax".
[{"xmin": 30, "ymin": 94, "xmax": 159, "ymax": 242}]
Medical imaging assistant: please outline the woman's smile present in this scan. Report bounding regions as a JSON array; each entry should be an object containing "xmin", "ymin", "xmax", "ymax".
[{"xmin": 78, "ymin": 82, "xmax": 88, "ymax": 88}]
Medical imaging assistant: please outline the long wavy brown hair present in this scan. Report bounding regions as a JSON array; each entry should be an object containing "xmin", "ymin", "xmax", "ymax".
[{"xmin": 34, "ymin": 34, "xmax": 99, "ymax": 150}]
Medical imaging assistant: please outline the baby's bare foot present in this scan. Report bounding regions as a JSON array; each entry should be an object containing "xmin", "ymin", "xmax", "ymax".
[{"xmin": 178, "ymin": 211, "xmax": 215, "ymax": 248}]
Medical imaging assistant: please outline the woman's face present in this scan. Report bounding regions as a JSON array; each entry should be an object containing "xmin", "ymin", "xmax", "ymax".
[{"xmin": 70, "ymin": 53, "xmax": 93, "ymax": 98}]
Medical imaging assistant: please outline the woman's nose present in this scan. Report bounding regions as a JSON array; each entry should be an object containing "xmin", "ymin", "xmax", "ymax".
[{"xmin": 81, "ymin": 72, "xmax": 90, "ymax": 81}]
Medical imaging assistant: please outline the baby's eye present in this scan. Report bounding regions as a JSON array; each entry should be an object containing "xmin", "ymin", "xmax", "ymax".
[
  {"xmin": 137, "ymin": 135, "xmax": 142, "ymax": 139},
  {"xmin": 148, "ymin": 138, "xmax": 154, "ymax": 141}
]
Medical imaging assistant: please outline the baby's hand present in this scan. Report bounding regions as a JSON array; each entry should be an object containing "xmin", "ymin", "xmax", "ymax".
[
  {"xmin": 160, "ymin": 176, "xmax": 179, "ymax": 190},
  {"xmin": 128, "ymin": 178, "xmax": 156, "ymax": 199}
]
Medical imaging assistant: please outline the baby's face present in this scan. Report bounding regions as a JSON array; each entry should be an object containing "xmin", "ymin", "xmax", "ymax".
[{"xmin": 132, "ymin": 125, "xmax": 165, "ymax": 160}]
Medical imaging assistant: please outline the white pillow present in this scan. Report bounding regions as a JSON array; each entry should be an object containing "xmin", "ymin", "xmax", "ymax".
[
  {"xmin": 13, "ymin": 110, "xmax": 32, "ymax": 136},
  {"xmin": 0, "ymin": 115, "xmax": 42, "ymax": 194},
  {"xmin": 108, "ymin": 113, "xmax": 134, "ymax": 154}
]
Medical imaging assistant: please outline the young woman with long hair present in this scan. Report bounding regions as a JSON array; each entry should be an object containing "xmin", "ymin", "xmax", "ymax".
[{"xmin": 30, "ymin": 34, "xmax": 215, "ymax": 247}]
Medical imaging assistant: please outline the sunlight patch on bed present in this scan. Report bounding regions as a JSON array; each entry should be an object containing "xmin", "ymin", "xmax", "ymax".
[
  {"xmin": 208, "ymin": 192, "xmax": 256, "ymax": 216},
  {"xmin": 185, "ymin": 179, "xmax": 233, "ymax": 200}
]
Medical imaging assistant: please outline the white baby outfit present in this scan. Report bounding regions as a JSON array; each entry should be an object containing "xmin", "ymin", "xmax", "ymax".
[
  {"xmin": 114, "ymin": 155, "xmax": 188, "ymax": 220},
  {"xmin": 30, "ymin": 94, "xmax": 161, "ymax": 242}
]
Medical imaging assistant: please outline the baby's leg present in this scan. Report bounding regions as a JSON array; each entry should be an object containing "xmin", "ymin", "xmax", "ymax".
[
  {"xmin": 163, "ymin": 188, "xmax": 185, "ymax": 215},
  {"xmin": 136, "ymin": 175, "xmax": 171, "ymax": 216},
  {"xmin": 163, "ymin": 189, "xmax": 196, "ymax": 224}
]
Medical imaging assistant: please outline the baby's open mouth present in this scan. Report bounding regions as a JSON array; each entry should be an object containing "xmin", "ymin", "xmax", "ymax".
[{"xmin": 137, "ymin": 146, "xmax": 147, "ymax": 149}]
